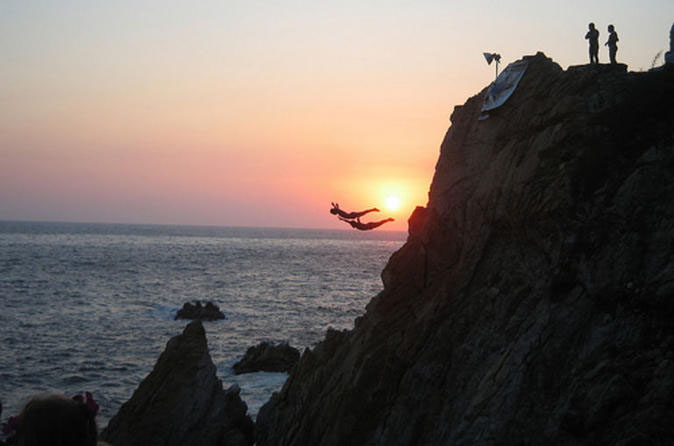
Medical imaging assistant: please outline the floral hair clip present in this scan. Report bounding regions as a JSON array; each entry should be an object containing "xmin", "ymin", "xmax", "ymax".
[{"xmin": 72, "ymin": 391, "xmax": 99, "ymax": 417}]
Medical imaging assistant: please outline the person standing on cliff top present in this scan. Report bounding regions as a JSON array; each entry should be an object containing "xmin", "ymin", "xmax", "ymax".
[
  {"xmin": 666, "ymin": 23, "xmax": 674, "ymax": 64},
  {"xmin": 606, "ymin": 24, "xmax": 619, "ymax": 64},
  {"xmin": 585, "ymin": 23, "xmax": 600, "ymax": 64}
]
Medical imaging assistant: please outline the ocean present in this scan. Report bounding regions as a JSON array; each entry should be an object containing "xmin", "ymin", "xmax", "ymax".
[{"xmin": 0, "ymin": 221, "xmax": 405, "ymax": 430}]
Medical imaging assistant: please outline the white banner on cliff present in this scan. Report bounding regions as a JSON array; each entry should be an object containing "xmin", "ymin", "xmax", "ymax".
[{"xmin": 481, "ymin": 60, "xmax": 528, "ymax": 113}]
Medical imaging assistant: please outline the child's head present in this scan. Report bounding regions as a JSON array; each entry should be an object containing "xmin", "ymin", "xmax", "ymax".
[
  {"xmin": 608, "ymin": 24, "xmax": 615, "ymax": 32},
  {"xmin": 14, "ymin": 394, "xmax": 98, "ymax": 446},
  {"xmin": 588, "ymin": 22, "xmax": 595, "ymax": 30}
]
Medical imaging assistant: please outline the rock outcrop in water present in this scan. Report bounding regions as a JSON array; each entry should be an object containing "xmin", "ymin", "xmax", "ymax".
[
  {"xmin": 233, "ymin": 342, "xmax": 300, "ymax": 375},
  {"xmin": 256, "ymin": 53, "xmax": 674, "ymax": 445},
  {"xmin": 175, "ymin": 301, "xmax": 226, "ymax": 321},
  {"xmin": 101, "ymin": 321, "xmax": 253, "ymax": 446}
]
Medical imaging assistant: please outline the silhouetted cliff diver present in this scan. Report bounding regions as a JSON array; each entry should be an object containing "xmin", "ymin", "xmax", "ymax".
[
  {"xmin": 330, "ymin": 202, "xmax": 379, "ymax": 219},
  {"xmin": 338, "ymin": 216, "xmax": 394, "ymax": 231}
]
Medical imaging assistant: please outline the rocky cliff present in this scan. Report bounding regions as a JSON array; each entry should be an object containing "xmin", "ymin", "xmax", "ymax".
[
  {"xmin": 101, "ymin": 321, "xmax": 254, "ymax": 446},
  {"xmin": 256, "ymin": 53, "xmax": 674, "ymax": 445}
]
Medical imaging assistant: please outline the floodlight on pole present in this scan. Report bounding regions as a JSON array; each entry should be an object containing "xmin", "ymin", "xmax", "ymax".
[{"xmin": 483, "ymin": 52, "xmax": 502, "ymax": 79}]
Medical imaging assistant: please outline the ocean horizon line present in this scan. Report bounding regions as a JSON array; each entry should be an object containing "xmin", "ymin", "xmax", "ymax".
[{"xmin": 0, "ymin": 219, "xmax": 408, "ymax": 241}]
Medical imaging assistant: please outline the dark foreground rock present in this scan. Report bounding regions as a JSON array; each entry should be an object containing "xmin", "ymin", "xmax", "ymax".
[
  {"xmin": 175, "ymin": 301, "xmax": 225, "ymax": 321},
  {"xmin": 256, "ymin": 53, "xmax": 674, "ymax": 445},
  {"xmin": 233, "ymin": 342, "xmax": 300, "ymax": 374},
  {"xmin": 101, "ymin": 321, "xmax": 253, "ymax": 446}
]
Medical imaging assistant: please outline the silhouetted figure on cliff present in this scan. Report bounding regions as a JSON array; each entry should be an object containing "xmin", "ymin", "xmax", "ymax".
[
  {"xmin": 585, "ymin": 22, "xmax": 599, "ymax": 64},
  {"xmin": 606, "ymin": 24, "xmax": 619, "ymax": 64},
  {"xmin": 338, "ymin": 216, "xmax": 394, "ymax": 231},
  {"xmin": 330, "ymin": 202, "xmax": 379, "ymax": 219},
  {"xmin": 666, "ymin": 23, "xmax": 674, "ymax": 64}
]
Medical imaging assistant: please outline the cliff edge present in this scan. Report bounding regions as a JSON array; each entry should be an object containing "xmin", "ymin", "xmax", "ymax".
[{"xmin": 257, "ymin": 53, "xmax": 674, "ymax": 446}]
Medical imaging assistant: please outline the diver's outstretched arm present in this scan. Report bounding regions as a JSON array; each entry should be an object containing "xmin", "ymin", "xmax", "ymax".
[{"xmin": 338, "ymin": 216, "xmax": 358, "ymax": 229}]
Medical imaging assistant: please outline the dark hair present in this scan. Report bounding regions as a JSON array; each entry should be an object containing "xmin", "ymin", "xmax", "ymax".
[{"xmin": 14, "ymin": 394, "xmax": 98, "ymax": 446}]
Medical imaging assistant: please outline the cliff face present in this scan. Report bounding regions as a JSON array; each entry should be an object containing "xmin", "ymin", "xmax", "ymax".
[
  {"xmin": 256, "ymin": 53, "xmax": 674, "ymax": 446},
  {"xmin": 102, "ymin": 321, "xmax": 254, "ymax": 446}
]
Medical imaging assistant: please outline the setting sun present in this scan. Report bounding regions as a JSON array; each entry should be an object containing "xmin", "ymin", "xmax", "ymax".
[{"xmin": 385, "ymin": 195, "xmax": 402, "ymax": 211}]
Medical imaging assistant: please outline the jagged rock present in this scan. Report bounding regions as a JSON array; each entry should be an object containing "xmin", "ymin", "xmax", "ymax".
[
  {"xmin": 175, "ymin": 301, "xmax": 225, "ymax": 321},
  {"xmin": 256, "ymin": 53, "xmax": 674, "ymax": 445},
  {"xmin": 232, "ymin": 342, "xmax": 300, "ymax": 374},
  {"xmin": 101, "ymin": 321, "xmax": 253, "ymax": 446}
]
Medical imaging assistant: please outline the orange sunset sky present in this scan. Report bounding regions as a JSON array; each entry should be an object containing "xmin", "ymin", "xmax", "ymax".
[{"xmin": 2, "ymin": 1, "xmax": 672, "ymax": 231}]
